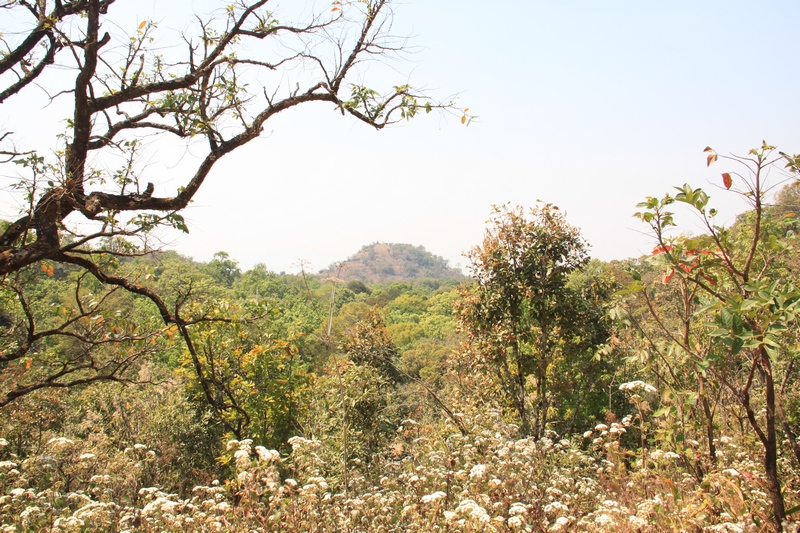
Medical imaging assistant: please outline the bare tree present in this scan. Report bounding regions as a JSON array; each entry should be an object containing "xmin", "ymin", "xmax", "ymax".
[{"xmin": 0, "ymin": 0, "xmax": 457, "ymax": 417}]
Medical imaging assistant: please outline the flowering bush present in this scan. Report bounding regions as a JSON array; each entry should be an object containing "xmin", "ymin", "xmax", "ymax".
[{"xmin": 2, "ymin": 405, "xmax": 796, "ymax": 532}]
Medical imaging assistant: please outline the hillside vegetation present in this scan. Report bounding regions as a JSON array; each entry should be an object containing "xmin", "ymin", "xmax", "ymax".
[
  {"xmin": 4, "ymin": 0, "xmax": 800, "ymax": 530},
  {"xmin": 1, "ymin": 148, "xmax": 799, "ymax": 532}
]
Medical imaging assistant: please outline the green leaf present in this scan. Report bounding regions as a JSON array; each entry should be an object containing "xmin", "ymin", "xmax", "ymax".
[
  {"xmin": 653, "ymin": 407, "xmax": 670, "ymax": 418},
  {"xmin": 762, "ymin": 335, "xmax": 781, "ymax": 348},
  {"xmin": 786, "ymin": 504, "xmax": 800, "ymax": 516},
  {"xmin": 615, "ymin": 280, "xmax": 644, "ymax": 296},
  {"xmin": 741, "ymin": 338, "xmax": 762, "ymax": 349},
  {"xmin": 674, "ymin": 183, "xmax": 710, "ymax": 211},
  {"xmin": 731, "ymin": 337, "xmax": 744, "ymax": 355},
  {"xmin": 739, "ymin": 299, "xmax": 761, "ymax": 311}
]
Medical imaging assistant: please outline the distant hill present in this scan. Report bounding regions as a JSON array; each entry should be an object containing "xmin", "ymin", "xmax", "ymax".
[{"xmin": 318, "ymin": 243, "xmax": 464, "ymax": 284}]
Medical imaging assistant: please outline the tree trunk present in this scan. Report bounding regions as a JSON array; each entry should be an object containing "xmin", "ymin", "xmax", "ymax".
[
  {"xmin": 777, "ymin": 360, "xmax": 800, "ymax": 467},
  {"xmin": 699, "ymin": 376, "xmax": 717, "ymax": 465},
  {"xmin": 761, "ymin": 348, "xmax": 786, "ymax": 530}
]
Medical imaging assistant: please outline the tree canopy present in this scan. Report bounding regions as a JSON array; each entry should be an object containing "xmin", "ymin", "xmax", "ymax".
[{"xmin": 456, "ymin": 204, "xmax": 614, "ymax": 438}]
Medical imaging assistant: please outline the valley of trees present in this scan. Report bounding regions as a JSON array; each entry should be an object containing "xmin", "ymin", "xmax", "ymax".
[{"xmin": 1, "ymin": 1, "xmax": 799, "ymax": 531}]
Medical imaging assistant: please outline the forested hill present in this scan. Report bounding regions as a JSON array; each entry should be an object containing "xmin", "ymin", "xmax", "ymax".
[{"xmin": 317, "ymin": 242, "xmax": 464, "ymax": 283}]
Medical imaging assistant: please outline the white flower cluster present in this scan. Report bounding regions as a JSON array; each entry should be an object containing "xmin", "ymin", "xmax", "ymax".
[
  {"xmin": 420, "ymin": 491, "xmax": 446, "ymax": 504},
  {"xmin": 453, "ymin": 498, "xmax": 491, "ymax": 524},
  {"xmin": 618, "ymin": 380, "xmax": 657, "ymax": 393},
  {"xmin": 0, "ymin": 407, "xmax": 793, "ymax": 533},
  {"xmin": 469, "ymin": 463, "xmax": 487, "ymax": 479}
]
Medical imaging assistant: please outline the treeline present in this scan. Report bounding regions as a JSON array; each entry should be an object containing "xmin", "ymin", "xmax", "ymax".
[{"xmin": 0, "ymin": 147, "xmax": 799, "ymax": 531}]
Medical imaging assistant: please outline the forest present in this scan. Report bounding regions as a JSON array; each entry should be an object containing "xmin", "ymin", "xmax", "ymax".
[
  {"xmin": 0, "ymin": 153, "xmax": 798, "ymax": 532},
  {"xmin": 1, "ymin": 0, "xmax": 800, "ymax": 532}
]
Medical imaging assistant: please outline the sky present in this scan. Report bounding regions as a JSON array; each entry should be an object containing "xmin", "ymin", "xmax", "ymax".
[{"xmin": 2, "ymin": 0, "xmax": 800, "ymax": 274}]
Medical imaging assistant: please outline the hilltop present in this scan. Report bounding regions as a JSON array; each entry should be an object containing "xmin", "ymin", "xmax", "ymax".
[{"xmin": 317, "ymin": 242, "xmax": 464, "ymax": 284}]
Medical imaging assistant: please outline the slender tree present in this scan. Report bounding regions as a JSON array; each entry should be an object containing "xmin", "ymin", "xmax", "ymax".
[
  {"xmin": 633, "ymin": 143, "xmax": 800, "ymax": 530},
  {"xmin": 456, "ymin": 204, "xmax": 612, "ymax": 438}
]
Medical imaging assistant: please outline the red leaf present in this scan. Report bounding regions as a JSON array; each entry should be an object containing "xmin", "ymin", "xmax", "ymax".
[
  {"xmin": 662, "ymin": 268, "xmax": 675, "ymax": 284},
  {"xmin": 703, "ymin": 146, "xmax": 714, "ymax": 153},
  {"xmin": 702, "ymin": 274, "xmax": 717, "ymax": 286},
  {"xmin": 722, "ymin": 172, "xmax": 732, "ymax": 189},
  {"xmin": 652, "ymin": 245, "xmax": 673, "ymax": 255}
]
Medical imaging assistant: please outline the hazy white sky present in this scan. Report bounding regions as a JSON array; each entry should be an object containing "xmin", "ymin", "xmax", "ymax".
[{"xmin": 2, "ymin": 0, "xmax": 799, "ymax": 274}]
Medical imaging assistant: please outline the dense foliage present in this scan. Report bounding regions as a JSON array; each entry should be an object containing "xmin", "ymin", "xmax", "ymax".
[
  {"xmin": 0, "ymin": 4, "xmax": 799, "ymax": 531},
  {"xmin": 455, "ymin": 205, "xmax": 615, "ymax": 439},
  {"xmin": 1, "ymin": 145, "xmax": 799, "ymax": 531}
]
